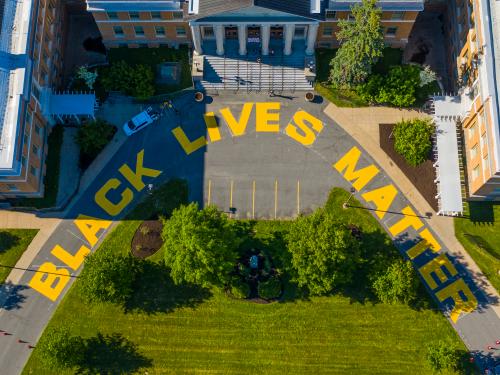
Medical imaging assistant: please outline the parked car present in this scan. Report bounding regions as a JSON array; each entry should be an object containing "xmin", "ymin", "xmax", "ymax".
[{"xmin": 123, "ymin": 106, "xmax": 159, "ymax": 136}]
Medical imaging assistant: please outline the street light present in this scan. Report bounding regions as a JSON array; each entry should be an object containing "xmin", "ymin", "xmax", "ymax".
[{"xmin": 342, "ymin": 187, "xmax": 356, "ymax": 209}]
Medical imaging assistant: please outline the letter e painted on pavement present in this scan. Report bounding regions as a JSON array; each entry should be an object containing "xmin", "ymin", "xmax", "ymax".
[
  {"xmin": 333, "ymin": 147, "xmax": 379, "ymax": 191},
  {"xmin": 436, "ymin": 278, "xmax": 478, "ymax": 323},
  {"xmin": 285, "ymin": 110, "xmax": 324, "ymax": 146},
  {"xmin": 28, "ymin": 262, "xmax": 71, "ymax": 301},
  {"xmin": 255, "ymin": 102, "xmax": 280, "ymax": 132},
  {"xmin": 418, "ymin": 253, "xmax": 458, "ymax": 290}
]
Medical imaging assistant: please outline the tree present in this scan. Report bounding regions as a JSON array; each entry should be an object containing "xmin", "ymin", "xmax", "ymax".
[
  {"xmin": 372, "ymin": 259, "xmax": 419, "ymax": 305},
  {"xmin": 393, "ymin": 118, "xmax": 434, "ymax": 166},
  {"xmin": 162, "ymin": 203, "xmax": 240, "ymax": 288},
  {"xmin": 79, "ymin": 250, "xmax": 141, "ymax": 304},
  {"xmin": 75, "ymin": 119, "xmax": 116, "ymax": 168},
  {"xmin": 101, "ymin": 61, "xmax": 154, "ymax": 99},
  {"xmin": 286, "ymin": 210, "xmax": 360, "ymax": 295},
  {"xmin": 329, "ymin": 0, "xmax": 384, "ymax": 88},
  {"xmin": 426, "ymin": 341, "xmax": 462, "ymax": 373},
  {"xmin": 37, "ymin": 328, "xmax": 85, "ymax": 369},
  {"xmin": 375, "ymin": 65, "xmax": 421, "ymax": 107}
]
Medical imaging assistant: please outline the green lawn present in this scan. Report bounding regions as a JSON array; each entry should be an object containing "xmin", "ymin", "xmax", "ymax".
[
  {"xmin": 0, "ymin": 229, "xmax": 38, "ymax": 284},
  {"xmin": 455, "ymin": 202, "xmax": 500, "ymax": 293},
  {"xmin": 24, "ymin": 185, "xmax": 467, "ymax": 374},
  {"xmin": 12, "ymin": 125, "xmax": 64, "ymax": 209},
  {"xmin": 107, "ymin": 45, "xmax": 192, "ymax": 95}
]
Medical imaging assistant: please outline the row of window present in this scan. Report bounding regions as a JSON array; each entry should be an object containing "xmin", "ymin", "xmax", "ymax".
[
  {"xmin": 322, "ymin": 26, "xmax": 398, "ymax": 37},
  {"xmin": 106, "ymin": 11, "xmax": 183, "ymax": 20},
  {"xmin": 325, "ymin": 10, "xmax": 406, "ymax": 21},
  {"xmin": 113, "ymin": 25, "xmax": 186, "ymax": 37}
]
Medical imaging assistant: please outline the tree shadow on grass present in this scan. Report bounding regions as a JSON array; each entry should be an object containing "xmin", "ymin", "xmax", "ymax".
[
  {"xmin": 467, "ymin": 201, "xmax": 496, "ymax": 224},
  {"xmin": 0, "ymin": 232, "xmax": 20, "ymax": 253},
  {"xmin": 124, "ymin": 261, "xmax": 211, "ymax": 314},
  {"xmin": 76, "ymin": 333, "xmax": 151, "ymax": 375}
]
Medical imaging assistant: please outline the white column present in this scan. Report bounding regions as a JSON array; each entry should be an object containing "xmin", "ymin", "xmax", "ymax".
[
  {"xmin": 215, "ymin": 24, "xmax": 224, "ymax": 55},
  {"xmin": 190, "ymin": 25, "xmax": 203, "ymax": 55},
  {"xmin": 238, "ymin": 24, "xmax": 247, "ymax": 55},
  {"xmin": 283, "ymin": 24, "xmax": 295, "ymax": 56},
  {"xmin": 305, "ymin": 23, "xmax": 319, "ymax": 55},
  {"xmin": 261, "ymin": 24, "xmax": 270, "ymax": 55}
]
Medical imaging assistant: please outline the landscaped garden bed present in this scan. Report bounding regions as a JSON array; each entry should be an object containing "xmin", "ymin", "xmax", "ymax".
[{"xmin": 379, "ymin": 123, "xmax": 438, "ymax": 211}]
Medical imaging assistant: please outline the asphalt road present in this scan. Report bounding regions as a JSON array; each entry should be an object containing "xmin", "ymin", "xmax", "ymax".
[{"xmin": 0, "ymin": 92, "xmax": 499, "ymax": 374}]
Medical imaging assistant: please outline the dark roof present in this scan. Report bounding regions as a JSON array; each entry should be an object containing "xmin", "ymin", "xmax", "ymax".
[{"xmin": 187, "ymin": 0, "xmax": 324, "ymax": 21}]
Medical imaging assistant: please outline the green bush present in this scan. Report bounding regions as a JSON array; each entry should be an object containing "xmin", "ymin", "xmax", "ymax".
[
  {"xmin": 36, "ymin": 328, "xmax": 85, "ymax": 369},
  {"xmin": 79, "ymin": 251, "xmax": 142, "ymax": 304},
  {"xmin": 393, "ymin": 118, "xmax": 434, "ymax": 166},
  {"xmin": 101, "ymin": 60, "xmax": 155, "ymax": 99},
  {"xmin": 356, "ymin": 74, "xmax": 384, "ymax": 103},
  {"xmin": 426, "ymin": 341, "xmax": 462, "ymax": 373},
  {"xmin": 75, "ymin": 119, "xmax": 116, "ymax": 169},
  {"xmin": 372, "ymin": 259, "xmax": 419, "ymax": 305},
  {"xmin": 258, "ymin": 277, "xmax": 282, "ymax": 300},
  {"xmin": 230, "ymin": 279, "xmax": 250, "ymax": 299}
]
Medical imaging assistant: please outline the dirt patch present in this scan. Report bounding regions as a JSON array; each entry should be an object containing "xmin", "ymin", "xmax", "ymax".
[
  {"xmin": 131, "ymin": 220, "xmax": 163, "ymax": 259},
  {"xmin": 379, "ymin": 124, "xmax": 438, "ymax": 211}
]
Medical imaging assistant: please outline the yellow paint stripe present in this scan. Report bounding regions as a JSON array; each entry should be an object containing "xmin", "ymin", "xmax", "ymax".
[
  {"xmin": 252, "ymin": 180, "xmax": 256, "ymax": 219},
  {"xmin": 274, "ymin": 179, "xmax": 278, "ymax": 219}
]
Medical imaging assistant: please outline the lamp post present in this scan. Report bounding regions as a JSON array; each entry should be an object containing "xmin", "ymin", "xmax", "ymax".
[{"xmin": 342, "ymin": 187, "xmax": 356, "ymax": 209}]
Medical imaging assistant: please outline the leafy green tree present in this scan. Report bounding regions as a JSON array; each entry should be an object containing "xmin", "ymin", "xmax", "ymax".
[
  {"xmin": 329, "ymin": 0, "xmax": 384, "ymax": 87},
  {"xmin": 376, "ymin": 65, "xmax": 421, "ymax": 107},
  {"xmin": 230, "ymin": 279, "xmax": 250, "ymax": 299},
  {"xmin": 372, "ymin": 259, "xmax": 419, "ymax": 305},
  {"xmin": 75, "ymin": 119, "xmax": 115, "ymax": 168},
  {"xmin": 286, "ymin": 210, "xmax": 360, "ymax": 295},
  {"xmin": 101, "ymin": 61, "xmax": 154, "ymax": 99},
  {"xmin": 393, "ymin": 118, "xmax": 434, "ymax": 166},
  {"xmin": 258, "ymin": 276, "xmax": 282, "ymax": 299},
  {"xmin": 37, "ymin": 328, "xmax": 85, "ymax": 369},
  {"xmin": 426, "ymin": 341, "xmax": 462, "ymax": 373},
  {"xmin": 79, "ymin": 250, "xmax": 142, "ymax": 304},
  {"xmin": 162, "ymin": 203, "xmax": 240, "ymax": 288}
]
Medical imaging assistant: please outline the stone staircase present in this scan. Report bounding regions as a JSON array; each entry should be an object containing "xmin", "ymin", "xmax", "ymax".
[{"xmin": 197, "ymin": 54, "xmax": 313, "ymax": 92}]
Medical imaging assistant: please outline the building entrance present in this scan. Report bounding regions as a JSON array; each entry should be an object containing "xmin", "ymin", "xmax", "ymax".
[
  {"xmin": 225, "ymin": 26, "xmax": 237, "ymax": 39},
  {"xmin": 247, "ymin": 26, "xmax": 261, "ymax": 39},
  {"xmin": 270, "ymin": 26, "xmax": 283, "ymax": 39}
]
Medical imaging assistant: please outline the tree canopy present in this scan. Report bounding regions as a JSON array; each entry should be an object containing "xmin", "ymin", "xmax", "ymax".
[
  {"xmin": 372, "ymin": 259, "xmax": 419, "ymax": 305},
  {"xmin": 393, "ymin": 118, "xmax": 434, "ymax": 166},
  {"xmin": 37, "ymin": 328, "xmax": 85, "ymax": 369},
  {"xmin": 162, "ymin": 203, "xmax": 240, "ymax": 288},
  {"xmin": 329, "ymin": 0, "xmax": 384, "ymax": 88},
  {"xmin": 286, "ymin": 209, "xmax": 360, "ymax": 295},
  {"xmin": 426, "ymin": 341, "xmax": 463, "ymax": 373}
]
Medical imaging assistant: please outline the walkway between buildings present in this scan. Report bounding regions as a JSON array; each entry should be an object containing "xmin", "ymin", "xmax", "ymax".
[{"xmin": 323, "ymin": 103, "xmax": 500, "ymax": 321}]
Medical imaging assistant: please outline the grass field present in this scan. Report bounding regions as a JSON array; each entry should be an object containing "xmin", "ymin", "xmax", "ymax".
[
  {"xmin": 0, "ymin": 229, "xmax": 38, "ymax": 284},
  {"xmin": 455, "ymin": 202, "xmax": 500, "ymax": 293},
  {"xmin": 23, "ymin": 188, "xmax": 467, "ymax": 374}
]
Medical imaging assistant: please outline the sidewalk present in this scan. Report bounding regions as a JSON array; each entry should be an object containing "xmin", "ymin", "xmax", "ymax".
[{"xmin": 324, "ymin": 102, "xmax": 500, "ymax": 319}]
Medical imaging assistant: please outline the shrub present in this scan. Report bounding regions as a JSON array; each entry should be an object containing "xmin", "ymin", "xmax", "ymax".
[
  {"xmin": 79, "ymin": 251, "xmax": 142, "ymax": 304},
  {"xmin": 372, "ymin": 259, "xmax": 419, "ymax": 305},
  {"xmin": 426, "ymin": 341, "xmax": 462, "ymax": 372},
  {"xmin": 230, "ymin": 279, "xmax": 250, "ymax": 299},
  {"xmin": 376, "ymin": 65, "xmax": 421, "ymax": 107},
  {"xmin": 37, "ymin": 328, "xmax": 85, "ymax": 369},
  {"xmin": 162, "ymin": 203, "xmax": 240, "ymax": 288},
  {"xmin": 286, "ymin": 210, "xmax": 360, "ymax": 295},
  {"xmin": 101, "ymin": 60, "xmax": 154, "ymax": 99},
  {"xmin": 356, "ymin": 74, "xmax": 384, "ymax": 103},
  {"xmin": 393, "ymin": 118, "xmax": 434, "ymax": 166},
  {"xmin": 75, "ymin": 119, "xmax": 116, "ymax": 169},
  {"xmin": 258, "ymin": 277, "xmax": 282, "ymax": 300}
]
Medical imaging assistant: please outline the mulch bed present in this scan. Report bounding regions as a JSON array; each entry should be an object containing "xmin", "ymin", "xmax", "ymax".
[
  {"xmin": 131, "ymin": 220, "xmax": 163, "ymax": 259},
  {"xmin": 379, "ymin": 124, "xmax": 438, "ymax": 211}
]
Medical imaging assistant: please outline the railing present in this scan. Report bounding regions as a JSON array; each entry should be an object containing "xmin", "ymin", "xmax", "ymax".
[
  {"xmin": 223, "ymin": 55, "xmax": 226, "ymax": 90},
  {"xmin": 236, "ymin": 59, "xmax": 240, "ymax": 92}
]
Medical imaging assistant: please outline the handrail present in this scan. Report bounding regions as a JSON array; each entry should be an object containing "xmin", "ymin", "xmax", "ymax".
[
  {"xmin": 281, "ymin": 52, "xmax": 284, "ymax": 93},
  {"xmin": 236, "ymin": 58, "xmax": 240, "ymax": 92},
  {"xmin": 247, "ymin": 58, "xmax": 251, "ymax": 93},
  {"xmin": 223, "ymin": 55, "xmax": 226, "ymax": 90},
  {"xmin": 259, "ymin": 57, "xmax": 262, "ymax": 92}
]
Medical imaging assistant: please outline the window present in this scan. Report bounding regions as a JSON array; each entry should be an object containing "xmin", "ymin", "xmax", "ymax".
[
  {"xmin": 391, "ymin": 11, "xmax": 405, "ymax": 20},
  {"xmin": 470, "ymin": 144, "xmax": 478, "ymax": 159},
  {"xmin": 107, "ymin": 11, "xmax": 118, "ymax": 19},
  {"xmin": 176, "ymin": 26, "xmax": 186, "ymax": 37},
  {"xmin": 32, "ymin": 144, "xmax": 39, "ymax": 156},
  {"xmin": 155, "ymin": 26, "xmax": 166, "ymax": 37},
  {"xmin": 203, "ymin": 26, "xmax": 214, "ymax": 37},
  {"xmin": 23, "ymin": 134, "xmax": 28, "ymax": 145},
  {"xmin": 7, "ymin": 184, "xmax": 18, "ymax": 191},
  {"xmin": 172, "ymin": 11, "xmax": 183, "ymax": 19},
  {"xmin": 32, "ymin": 82, "xmax": 41, "ymax": 101},
  {"xmin": 25, "ymin": 111, "xmax": 32, "ymax": 125},
  {"xmin": 484, "ymin": 154, "xmax": 490, "ymax": 170},
  {"xmin": 113, "ymin": 26, "xmax": 124, "ymax": 37},
  {"xmin": 469, "ymin": 124, "xmax": 477, "ymax": 139},
  {"xmin": 472, "ymin": 165, "xmax": 480, "ymax": 180},
  {"xmin": 134, "ymin": 26, "xmax": 144, "ymax": 36},
  {"xmin": 385, "ymin": 27, "xmax": 398, "ymax": 37},
  {"xmin": 30, "ymin": 166, "xmax": 37, "ymax": 176},
  {"xmin": 35, "ymin": 124, "xmax": 42, "ymax": 136},
  {"xmin": 129, "ymin": 11, "xmax": 140, "ymax": 19},
  {"xmin": 325, "ymin": 10, "xmax": 337, "ymax": 20},
  {"xmin": 21, "ymin": 156, "xmax": 27, "ymax": 167},
  {"xmin": 151, "ymin": 11, "xmax": 161, "ymax": 19},
  {"xmin": 347, "ymin": 13, "xmax": 355, "ymax": 21},
  {"xmin": 323, "ymin": 26, "xmax": 333, "ymax": 36},
  {"xmin": 481, "ymin": 132, "xmax": 487, "ymax": 147}
]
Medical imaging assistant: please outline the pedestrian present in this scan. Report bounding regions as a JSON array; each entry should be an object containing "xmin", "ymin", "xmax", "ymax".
[
  {"xmin": 487, "ymin": 345, "xmax": 494, "ymax": 350},
  {"xmin": 496, "ymin": 340, "xmax": 500, "ymax": 345},
  {"xmin": 257, "ymin": 57, "xmax": 261, "ymax": 64}
]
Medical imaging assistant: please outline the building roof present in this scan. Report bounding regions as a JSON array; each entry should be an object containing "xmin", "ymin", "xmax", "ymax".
[
  {"xmin": 327, "ymin": 0, "xmax": 424, "ymax": 11},
  {"xmin": 193, "ymin": 6, "xmax": 319, "ymax": 23}
]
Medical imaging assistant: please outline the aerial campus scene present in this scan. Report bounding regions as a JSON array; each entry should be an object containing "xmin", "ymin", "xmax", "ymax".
[{"xmin": 1, "ymin": 0, "xmax": 500, "ymax": 373}]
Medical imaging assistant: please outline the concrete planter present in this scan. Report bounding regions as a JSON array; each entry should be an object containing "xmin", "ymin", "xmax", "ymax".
[
  {"xmin": 194, "ymin": 92, "xmax": 204, "ymax": 102},
  {"xmin": 305, "ymin": 92, "xmax": 315, "ymax": 102}
]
